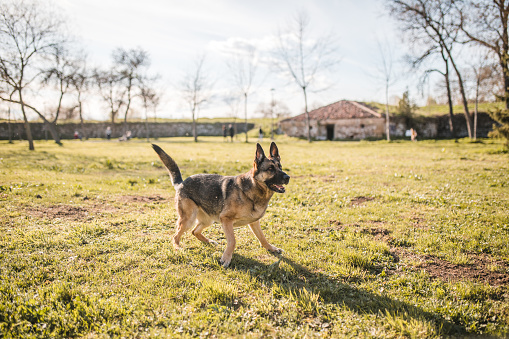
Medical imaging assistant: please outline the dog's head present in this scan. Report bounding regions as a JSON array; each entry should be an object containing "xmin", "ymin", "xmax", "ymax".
[{"xmin": 253, "ymin": 142, "xmax": 290, "ymax": 193}]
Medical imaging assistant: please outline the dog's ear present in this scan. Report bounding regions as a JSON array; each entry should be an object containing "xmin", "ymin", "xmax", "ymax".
[
  {"xmin": 255, "ymin": 143, "xmax": 266, "ymax": 163},
  {"xmin": 269, "ymin": 142, "xmax": 280, "ymax": 160}
]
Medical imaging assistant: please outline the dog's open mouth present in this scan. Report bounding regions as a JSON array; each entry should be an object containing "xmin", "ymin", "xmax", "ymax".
[{"xmin": 268, "ymin": 184, "xmax": 286, "ymax": 193}]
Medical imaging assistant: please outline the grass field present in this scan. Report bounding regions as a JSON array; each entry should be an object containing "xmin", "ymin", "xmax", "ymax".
[{"xmin": 1, "ymin": 137, "xmax": 508, "ymax": 338}]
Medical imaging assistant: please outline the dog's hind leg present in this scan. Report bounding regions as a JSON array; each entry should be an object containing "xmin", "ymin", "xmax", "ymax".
[
  {"xmin": 249, "ymin": 220, "xmax": 282, "ymax": 253},
  {"xmin": 192, "ymin": 219, "xmax": 217, "ymax": 245},
  {"xmin": 173, "ymin": 198, "xmax": 198, "ymax": 250}
]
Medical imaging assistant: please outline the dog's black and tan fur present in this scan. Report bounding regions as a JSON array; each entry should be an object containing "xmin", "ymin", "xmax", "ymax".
[{"xmin": 152, "ymin": 142, "xmax": 290, "ymax": 267}]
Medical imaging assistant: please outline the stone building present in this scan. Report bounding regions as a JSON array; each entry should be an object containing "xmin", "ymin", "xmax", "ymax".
[{"xmin": 280, "ymin": 100, "xmax": 385, "ymax": 140}]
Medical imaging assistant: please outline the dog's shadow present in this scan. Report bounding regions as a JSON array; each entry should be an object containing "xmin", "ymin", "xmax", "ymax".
[{"xmin": 228, "ymin": 252, "xmax": 465, "ymax": 335}]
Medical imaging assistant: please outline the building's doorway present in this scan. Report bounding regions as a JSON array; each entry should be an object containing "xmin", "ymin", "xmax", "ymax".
[{"xmin": 326, "ymin": 125, "xmax": 334, "ymax": 140}]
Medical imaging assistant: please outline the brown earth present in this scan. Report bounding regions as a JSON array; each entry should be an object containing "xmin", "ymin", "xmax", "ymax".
[
  {"xmin": 26, "ymin": 205, "xmax": 98, "ymax": 221},
  {"xmin": 117, "ymin": 194, "xmax": 169, "ymax": 203},
  {"xmin": 391, "ymin": 248, "xmax": 509, "ymax": 287},
  {"xmin": 351, "ymin": 196, "xmax": 375, "ymax": 206},
  {"xmin": 26, "ymin": 194, "xmax": 169, "ymax": 222},
  {"xmin": 334, "ymin": 222, "xmax": 509, "ymax": 286}
]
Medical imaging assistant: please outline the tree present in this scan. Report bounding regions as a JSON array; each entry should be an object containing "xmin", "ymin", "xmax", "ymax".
[
  {"xmin": 397, "ymin": 90, "xmax": 417, "ymax": 116},
  {"xmin": 415, "ymin": 45, "xmax": 456, "ymax": 137},
  {"xmin": 255, "ymin": 98, "xmax": 291, "ymax": 139},
  {"xmin": 140, "ymin": 86, "xmax": 155, "ymax": 142},
  {"xmin": 42, "ymin": 45, "xmax": 84, "ymax": 143},
  {"xmin": 223, "ymin": 93, "xmax": 240, "ymax": 123},
  {"xmin": 113, "ymin": 47, "xmax": 150, "ymax": 133},
  {"xmin": 227, "ymin": 48, "xmax": 258, "ymax": 143},
  {"xmin": 94, "ymin": 69, "xmax": 125, "ymax": 124},
  {"xmin": 374, "ymin": 38, "xmax": 398, "ymax": 141},
  {"xmin": 180, "ymin": 54, "xmax": 213, "ymax": 142},
  {"xmin": 0, "ymin": 0, "xmax": 65, "ymax": 150},
  {"xmin": 69, "ymin": 56, "xmax": 90, "ymax": 140},
  {"xmin": 139, "ymin": 78, "xmax": 160, "ymax": 142},
  {"xmin": 273, "ymin": 11, "xmax": 339, "ymax": 142},
  {"xmin": 459, "ymin": 0, "xmax": 509, "ymax": 109},
  {"xmin": 488, "ymin": 109, "xmax": 509, "ymax": 147},
  {"xmin": 468, "ymin": 53, "xmax": 495, "ymax": 140},
  {"xmin": 388, "ymin": 0, "xmax": 474, "ymax": 138}
]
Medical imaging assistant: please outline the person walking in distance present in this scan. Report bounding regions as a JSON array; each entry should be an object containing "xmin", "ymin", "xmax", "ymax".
[{"xmin": 228, "ymin": 124, "xmax": 234, "ymax": 142}]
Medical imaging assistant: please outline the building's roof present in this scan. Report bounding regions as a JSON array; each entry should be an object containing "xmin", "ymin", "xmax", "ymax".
[{"xmin": 282, "ymin": 100, "xmax": 382, "ymax": 122}]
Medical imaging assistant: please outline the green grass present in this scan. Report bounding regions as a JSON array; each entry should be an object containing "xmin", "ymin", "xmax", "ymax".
[{"xmin": 1, "ymin": 137, "xmax": 508, "ymax": 337}]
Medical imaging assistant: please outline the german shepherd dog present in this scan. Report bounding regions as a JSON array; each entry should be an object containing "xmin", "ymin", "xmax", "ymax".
[{"xmin": 152, "ymin": 142, "xmax": 290, "ymax": 267}]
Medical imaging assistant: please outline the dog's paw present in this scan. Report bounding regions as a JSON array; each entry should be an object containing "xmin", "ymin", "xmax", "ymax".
[
  {"xmin": 220, "ymin": 255, "xmax": 232, "ymax": 268},
  {"xmin": 208, "ymin": 239, "xmax": 219, "ymax": 246},
  {"xmin": 267, "ymin": 245, "xmax": 283, "ymax": 254}
]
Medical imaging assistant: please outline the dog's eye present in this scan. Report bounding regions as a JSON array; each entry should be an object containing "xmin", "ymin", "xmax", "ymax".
[{"xmin": 268, "ymin": 166, "xmax": 275, "ymax": 171}]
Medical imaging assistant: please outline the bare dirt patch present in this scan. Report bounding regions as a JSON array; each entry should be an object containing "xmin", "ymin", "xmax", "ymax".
[
  {"xmin": 26, "ymin": 202, "xmax": 119, "ymax": 221},
  {"xmin": 360, "ymin": 227, "xmax": 392, "ymax": 242},
  {"xmin": 392, "ymin": 248, "xmax": 509, "ymax": 286},
  {"xmin": 27, "ymin": 205, "xmax": 94, "ymax": 221},
  {"xmin": 351, "ymin": 196, "xmax": 375, "ymax": 206},
  {"xmin": 117, "ymin": 194, "xmax": 169, "ymax": 204}
]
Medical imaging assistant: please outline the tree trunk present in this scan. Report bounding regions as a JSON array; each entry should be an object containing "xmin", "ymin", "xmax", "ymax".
[
  {"xmin": 449, "ymin": 57, "xmax": 473, "ymax": 138},
  {"xmin": 123, "ymin": 77, "xmax": 133, "ymax": 135},
  {"xmin": 385, "ymin": 80, "xmax": 390, "ymax": 141},
  {"xmin": 18, "ymin": 90, "xmax": 34, "ymax": 150},
  {"xmin": 474, "ymin": 78, "xmax": 479, "ymax": 141},
  {"xmin": 244, "ymin": 92, "xmax": 248, "ymax": 143},
  {"xmin": 8, "ymin": 107, "xmax": 13, "ymax": 144},
  {"xmin": 303, "ymin": 87, "xmax": 311, "ymax": 142},
  {"xmin": 503, "ymin": 65, "xmax": 509, "ymax": 110},
  {"xmin": 45, "ymin": 121, "xmax": 61, "ymax": 144},
  {"xmin": 78, "ymin": 92, "xmax": 85, "ymax": 140},
  {"xmin": 443, "ymin": 58, "xmax": 455, "ymax": 138},
  {"xmin": 52, "ymin": 86, "xmax": 65, "ymax": 124},
  {"xmin": 144, "ymin": 106, "xmax": 150, "ymax": 142},
  {"xmin": 192, "ymin": 106, "xmax": 197, "ymax": 142}
]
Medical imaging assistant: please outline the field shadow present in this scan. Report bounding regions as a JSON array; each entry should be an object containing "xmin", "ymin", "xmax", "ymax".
[{"xmin": 230, "ymin": 253, "xmax": 466, "ymax": 336}]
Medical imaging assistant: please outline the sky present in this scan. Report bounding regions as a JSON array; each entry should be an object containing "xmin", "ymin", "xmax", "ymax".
[{"xmin": 53, "ymin": 0, "xmax": 417, "ymax": 120}]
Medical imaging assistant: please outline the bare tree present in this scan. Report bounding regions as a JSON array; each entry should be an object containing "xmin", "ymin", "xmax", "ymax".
[
  {"xmin": 42, "ymin": 45, "xmax": 85, "ymax": 143},
  {"xmin": 113, "ymin": 47, "xmax": 150, "ymax": 133},
  {"xmin": 0, "ymin": 0, "xmax": 65, "ymax": 150},
  {"xmin": 180, "ymin": 54, "xmax": 213, "ymax": 142},
  {"xmin": 459, "ymin": 0, "xmax": 509, "ymax": 109},
  {"xmin": 227, "ymin": 48, "xmax": 258, "ymax": 142},
  {"xmin": 417, "ymin": 45, "xmax": 456, "ymax": 137},
  {"xmin": 468, "ymin": 52, "xmax": 495, "ymax": 140},
  {"xmin": 273, "ymin": 11, "xmax": 339, "ymax": 142},
  {"xmin": 374, "ymin": 38, "xmax": 398, "ymax": 141},
  {"xmin": 223, "ymin": 93, "xmax": 240, "ymax": 123},
  {"xmin": 69, "ymin": 56, "xmax": 89, "ymax": 140},
  {"xmin": 140, "ymin": 86, "xmax": 155, "ymax": 142},
  {"xmin": 94, "ymin": 69, "xmax": 125, "ymax": 124},
  {"xmin": 139, "ymin": 77, "xmax": 161, "ymax": 142},
  {"xmin": 255, "ymin": 97, "xmax": 291, "ymax": 139},
  {"xmin": 388, "ymin": 0, "xmax": 474, "ymax": 138}
]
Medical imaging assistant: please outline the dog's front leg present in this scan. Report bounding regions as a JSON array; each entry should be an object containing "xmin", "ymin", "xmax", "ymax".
[
  {"xmin": 249, "ymin": 220, "xmax": 282, "ymax": 254},
  {"xmin": 220, "ymin": 219, "xmax": 236, "ymax": 268}
]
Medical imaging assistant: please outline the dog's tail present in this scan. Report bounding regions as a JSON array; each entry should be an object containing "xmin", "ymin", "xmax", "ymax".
[{"xmin": 152, "ymin": 144, "xmax": 183, "ymax": 187}]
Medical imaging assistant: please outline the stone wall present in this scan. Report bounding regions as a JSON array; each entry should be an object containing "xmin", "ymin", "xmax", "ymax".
[
  {"xmin": 0, "ymin": 121, "xmax": 254, "ymax": 140},
  {"xmin": 279, "ymin": 112, "xmax": 498, "ymax": 140}
]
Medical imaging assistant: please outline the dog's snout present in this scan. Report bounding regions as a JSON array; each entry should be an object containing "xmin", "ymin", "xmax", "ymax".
[{"xmin": 283, "ymin": 174, "xmax": 290, "ymax": 184}]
